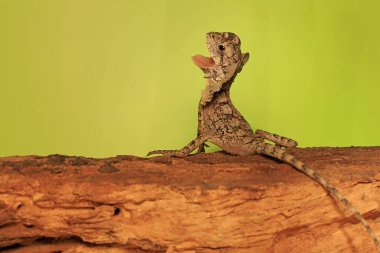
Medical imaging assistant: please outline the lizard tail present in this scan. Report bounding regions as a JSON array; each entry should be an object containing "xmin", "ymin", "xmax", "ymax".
[{"xmin": 254, "ymin": 142, "xmax": 380, "ymax": 252}]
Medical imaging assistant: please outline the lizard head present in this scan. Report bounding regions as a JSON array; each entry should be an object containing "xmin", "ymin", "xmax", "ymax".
[
  {"xmin": 192, "ymin": 32, "xmax": 250, "ymax": 105},
  {"xmin": 192, "ymin": 32, "xmax": 249, "ymax": 72}
]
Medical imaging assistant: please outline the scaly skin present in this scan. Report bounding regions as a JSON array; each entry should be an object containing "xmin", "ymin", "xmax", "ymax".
[{"xmin": 147, "ymin": 32, "xmax": 380, "ymax": 252}]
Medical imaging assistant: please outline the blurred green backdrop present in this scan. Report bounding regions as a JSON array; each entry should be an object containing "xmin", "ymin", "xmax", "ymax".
[{"xmin": 1, "ymin": 0, "xmax": 379, "ymax": 157}]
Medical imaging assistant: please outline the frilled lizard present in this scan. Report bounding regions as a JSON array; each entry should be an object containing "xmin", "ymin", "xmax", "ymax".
[{"xmin": 147, "ymin": 32, "xmax": 380, "ymax": 252}]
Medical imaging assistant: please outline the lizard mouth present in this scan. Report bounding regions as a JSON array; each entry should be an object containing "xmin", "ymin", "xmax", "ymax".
[{"xmin": 191, "ymin": 55, "xmax": 215, "ymax": 69}]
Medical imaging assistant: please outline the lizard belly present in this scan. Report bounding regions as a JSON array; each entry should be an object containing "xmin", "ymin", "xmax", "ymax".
[{"xmin": 200, "ymin": 102, "xmax": 255, "ymax": 155}]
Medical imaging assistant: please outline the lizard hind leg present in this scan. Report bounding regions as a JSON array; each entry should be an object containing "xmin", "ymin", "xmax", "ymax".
[
  {"xmin": 255, "ymin": 129, "xmax": 298, "ymax": 148},
  {"xmin": 253, "ymin": 142, "xmax": 380, "ymax": 252},
  {"xmin": 147, "ymin": 135, "xmax": 209, "ymax": 158}
]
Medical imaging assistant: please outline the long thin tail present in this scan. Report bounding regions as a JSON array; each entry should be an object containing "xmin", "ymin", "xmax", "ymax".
[{"xmin": 254, "ymin": 142, "xmax": 380, "ymax": 252}]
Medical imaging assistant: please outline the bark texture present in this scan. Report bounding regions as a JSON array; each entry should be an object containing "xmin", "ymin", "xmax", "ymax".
[{"xmin": 0, "ymin": 147, "xmax": 380, "ymax": 253}]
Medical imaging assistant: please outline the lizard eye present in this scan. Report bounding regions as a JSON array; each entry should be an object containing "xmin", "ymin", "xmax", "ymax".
[{"xmin": 218, "ymin": 44, "xmax": 225, "ymax": 51}]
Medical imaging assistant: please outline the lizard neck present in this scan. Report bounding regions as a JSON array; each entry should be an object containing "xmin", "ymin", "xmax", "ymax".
[
  {"xmin": 200, "ymin": 68, "xmax": 238, "ymax": 106},
  {"xmin": 210, "ymin": 89, "xmax": 232, "ymax": 105}
]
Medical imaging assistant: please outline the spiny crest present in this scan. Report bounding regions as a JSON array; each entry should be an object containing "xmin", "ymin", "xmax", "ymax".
[{"xmin": 206, "ymin": 32, "xmax": 241, "ymax": 45}]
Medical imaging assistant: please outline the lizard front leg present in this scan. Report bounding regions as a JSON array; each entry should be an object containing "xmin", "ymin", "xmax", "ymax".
[
  {"xmin": 147, "ymin": 135, "xmax": 209, "ymax": 158},
  {"xmin": 196, "ymin": 104, "xmax": 207, "ymax": 153},
  {"xmin": 196, "ymin": 129, "xmax": 206, "ymax": 153},
  {"xmin": 254, "ymin": 129, "xmax": 298, "ymax": 148},
  {"xmin": 196, "ymin": 131, "xmax": 209, "ymax": 153}
]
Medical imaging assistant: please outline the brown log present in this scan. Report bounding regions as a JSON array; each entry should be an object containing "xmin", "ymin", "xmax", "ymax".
[{"xmin": 0, "ymin": 147, "xmax": 380, "ymax": 253}]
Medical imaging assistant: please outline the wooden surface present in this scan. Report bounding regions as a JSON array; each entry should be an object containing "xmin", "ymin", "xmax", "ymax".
[{"xmin": 0, "ymin": 147, "xmax": 380, "ymax": 253}]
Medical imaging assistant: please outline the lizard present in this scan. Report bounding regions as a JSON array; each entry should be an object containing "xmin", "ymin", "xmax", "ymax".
[{"xmin": 147, "ymin": 32, "xmax": 380, "ymax": 252}]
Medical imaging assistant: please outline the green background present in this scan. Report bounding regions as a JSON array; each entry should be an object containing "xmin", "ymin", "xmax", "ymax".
[{"xmin": 1, "ymin": 0, "xmax": 379, "ymax": 158}]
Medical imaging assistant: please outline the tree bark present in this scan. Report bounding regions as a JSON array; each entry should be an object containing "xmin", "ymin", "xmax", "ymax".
[{"xmin": 0, "ymin": 147, "xmax": 379, "ymax": 253}]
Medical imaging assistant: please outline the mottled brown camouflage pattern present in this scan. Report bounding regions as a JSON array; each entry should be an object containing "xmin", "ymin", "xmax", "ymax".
[{"xmin": 147, "ymin": 32, "xmax": 380, "ymax": 252}]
